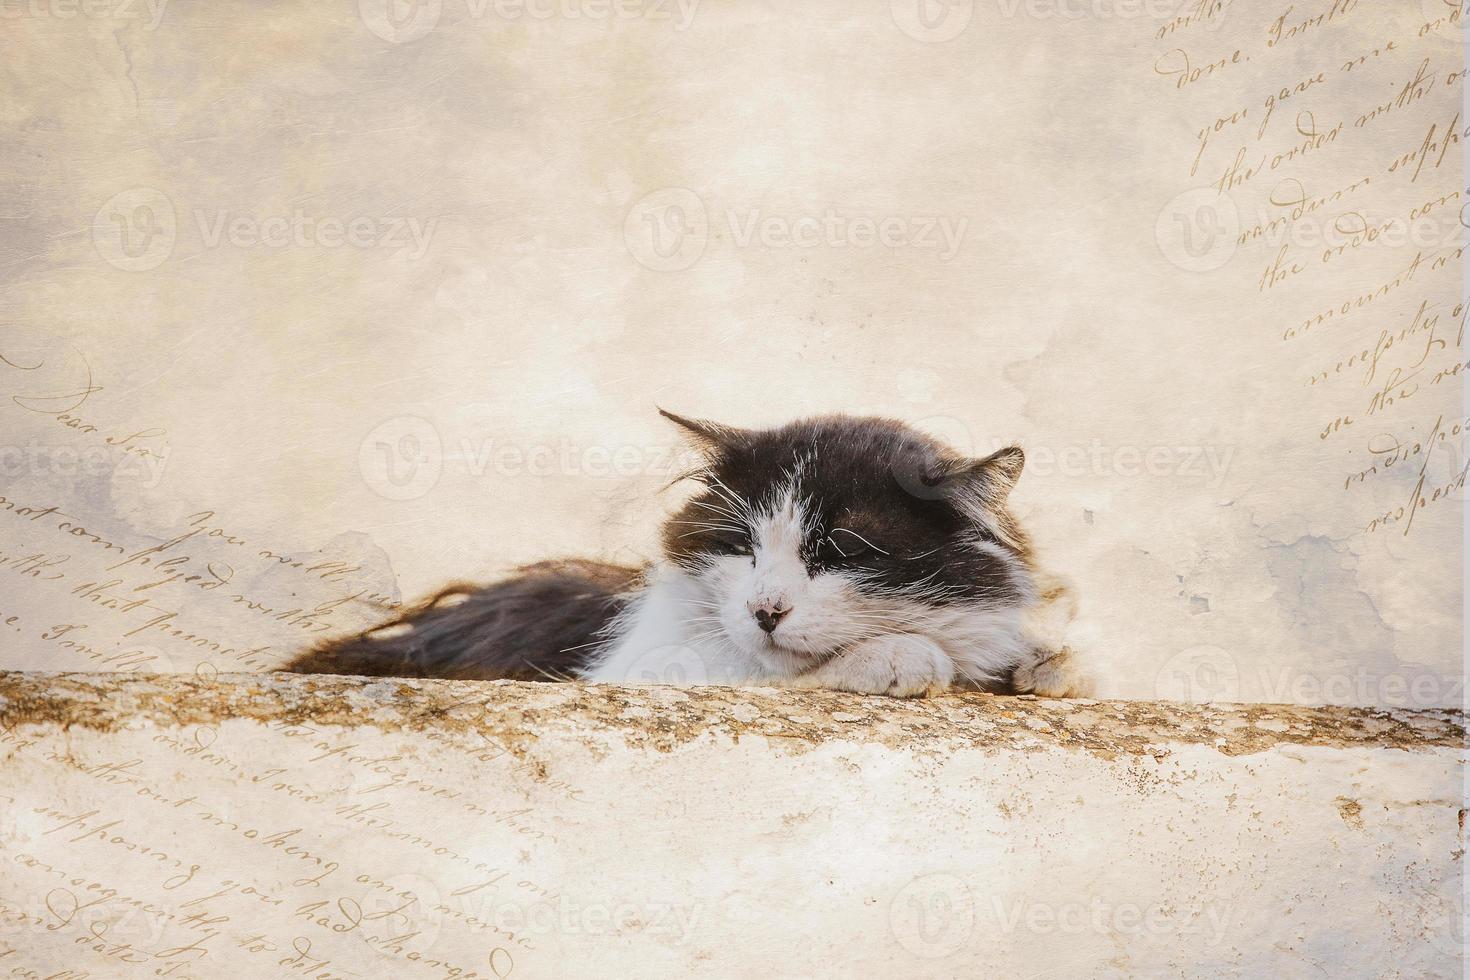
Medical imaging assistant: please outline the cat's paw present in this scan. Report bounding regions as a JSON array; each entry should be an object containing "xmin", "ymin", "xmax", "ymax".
[
  {"xmin": 803, "ymin": 634, "xmax": 956, "ymax": 698},
  {"xmin": 1011, "ymin": 645, "xmax": 1093, "ymax": 698}
]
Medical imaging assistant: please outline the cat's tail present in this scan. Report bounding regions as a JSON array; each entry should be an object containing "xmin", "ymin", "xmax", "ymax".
[{"xmin": 279, "ymin": 559, "xmax": 643, "ymax": 681}]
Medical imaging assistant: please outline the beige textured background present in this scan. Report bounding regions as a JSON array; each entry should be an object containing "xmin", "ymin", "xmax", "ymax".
[{"xmin": 0, "ymin": 0, "xmax": 1464, "ymax": 705}]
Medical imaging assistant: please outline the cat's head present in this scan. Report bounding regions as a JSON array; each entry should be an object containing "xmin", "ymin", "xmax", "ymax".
[{"xmin": 659, "ymin": 410, "xmax": 1037, "ymax": 676}]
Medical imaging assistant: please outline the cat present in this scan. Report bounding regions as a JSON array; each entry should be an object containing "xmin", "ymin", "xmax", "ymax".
[{"xmin": 281, "ymin": 411, "xmax": 1088, "ymax": 698}]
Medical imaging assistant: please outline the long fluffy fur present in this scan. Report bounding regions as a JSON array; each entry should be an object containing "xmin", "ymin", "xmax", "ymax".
[{"xmin": 282, "ymin": 560, "xmax": 639, "ymax": 681}]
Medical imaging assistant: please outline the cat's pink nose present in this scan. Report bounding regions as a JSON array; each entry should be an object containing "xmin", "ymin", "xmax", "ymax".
[{"xmin": 750, "ymin": 601, "xmax": 791, "ymax": 634}]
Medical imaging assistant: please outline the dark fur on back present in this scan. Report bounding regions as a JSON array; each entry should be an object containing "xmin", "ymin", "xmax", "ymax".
[{"xmin": 281, "ymin": 559, "xmax": 640, "ymax": 680}]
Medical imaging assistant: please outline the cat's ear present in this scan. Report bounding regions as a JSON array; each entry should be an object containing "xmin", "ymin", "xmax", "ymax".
[
  {"xmin": 937, "ymin": 446, "xmax": 1027, "ymax": 548},
  {"xmin": 952, "ymin": 445, "xmax": 1025, "ymax": 505},
  {"xmin": 658, "ymin": 409, "xmax": 750, "ymax": 456}
]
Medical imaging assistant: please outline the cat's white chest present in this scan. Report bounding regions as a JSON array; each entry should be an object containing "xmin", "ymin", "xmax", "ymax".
[{"xmin": 582, "ymin": 573, "xmax": 762, "ymax": 686}]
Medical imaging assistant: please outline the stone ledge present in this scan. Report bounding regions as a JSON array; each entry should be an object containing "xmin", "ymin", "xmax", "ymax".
[
  {"xmin": 1, "ymin": 670, "xmax": 1464, "ymax": 757},
  {"xmin": 1, "ymin": 670, "xmax": 1465, "ymax": 977}
]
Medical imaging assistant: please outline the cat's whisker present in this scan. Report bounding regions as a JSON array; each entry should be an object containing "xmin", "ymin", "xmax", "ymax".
[
  {"xmin": 674, "ymin": 527, "xmax": 746, "ymax": 540},
  {"xmin": 702, "ymin": 473, "xmax": 755, "ymax": 520},
  {"xmin": 686, "ymin": 497, "xmax": 750, "ymax": 525}
]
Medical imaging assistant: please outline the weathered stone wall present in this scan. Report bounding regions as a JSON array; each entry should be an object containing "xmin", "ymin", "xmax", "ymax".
[{"xmin": 1, "ymin": 671, "xmax": 1464, "ymax": 977}]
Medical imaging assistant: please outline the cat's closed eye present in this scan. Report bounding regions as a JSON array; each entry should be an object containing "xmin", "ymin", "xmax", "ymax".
[
  {"xmin": 816, "ymin": 531, "xmax": 887, "ymax": 563},
  {"xmin": 708, "ymin": 533, "xmax": 753, "ymax": 557}
]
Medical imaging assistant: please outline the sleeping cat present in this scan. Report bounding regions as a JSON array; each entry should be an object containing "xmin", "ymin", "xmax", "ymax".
[{"xmin": 282, "ymin": 411, "xmax": 1087, "ymax": 698}]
